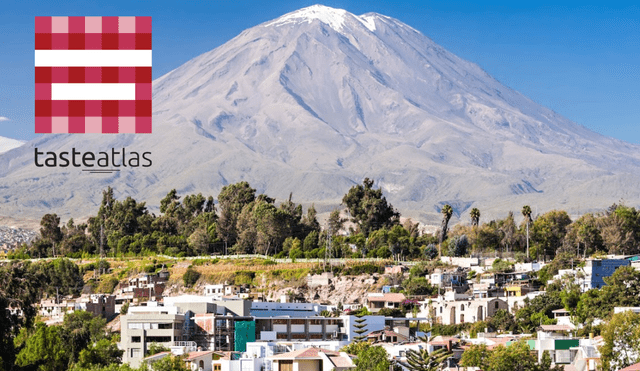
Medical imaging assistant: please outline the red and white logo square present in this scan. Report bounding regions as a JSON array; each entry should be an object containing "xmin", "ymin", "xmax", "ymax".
[{"xmin": 35, "ymin": 16, "xmax": 152, "ymax": 134}]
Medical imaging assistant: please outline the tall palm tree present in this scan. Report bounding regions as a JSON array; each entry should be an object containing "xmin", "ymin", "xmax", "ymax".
[
  {"xmin": 522, "ymin": 205, "xmax": 532, "ymax": 259},
  {"xmin": 470, "ymin": 207, "xmax": 480, "ymax": 227},
  {"xmin": 439, "ymin": 205, "xmax": 453, "ymax": 257}
]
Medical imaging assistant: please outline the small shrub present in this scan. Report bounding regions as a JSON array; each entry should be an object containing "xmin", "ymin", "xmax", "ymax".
[
  {"xmin": 97, "ymin": 275, "xmax": 120, "ymax": 294},
  {"xmin": 183, "ymin": 266, "xmax": 201, "ymax": 287}
]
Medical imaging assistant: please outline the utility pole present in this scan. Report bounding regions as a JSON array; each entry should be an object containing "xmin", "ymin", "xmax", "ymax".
[
  {"xmin": 324, "ymin": 226, "xmax": 332, "ymax": 273},
  {"xmin": 100, "ymin": 223, "xmax": 105, "ymax": 259}
]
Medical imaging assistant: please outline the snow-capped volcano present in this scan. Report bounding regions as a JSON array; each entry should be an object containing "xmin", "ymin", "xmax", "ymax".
[{"xmin": 1, "ymin": 5, "xmax": 639, "ymax": 222}]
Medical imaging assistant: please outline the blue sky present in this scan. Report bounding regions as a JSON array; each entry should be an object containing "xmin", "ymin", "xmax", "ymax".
[{"xmin": 1, "ymin": 1, "xmax": 638, "ymax": 143}]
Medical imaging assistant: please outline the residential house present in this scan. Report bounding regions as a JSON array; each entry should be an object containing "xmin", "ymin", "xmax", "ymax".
[
  {"xmin": 429, "ymin": 270, "xmax": 468, "ymax": 293},
  {"xmin": 366, "ymin": 293, "xmax": 406, "ymax": 313},
  {"xmin": 268, "ymin": 348, "xmax": 355, "ymax": 371},
  {"xmin": 419, "ymin": 292, "xmax": 509, "ymax": 325},
  {"xmin": 307, "ymin": 272, "xmax": 334, "ymax": 287},
  {"xmin": 384, "ymin": 265, "xmax": 409, "ymax": 275},
  {"xmin": 75, "ymin": 294, "xmax": 116, "ymax": 319},
  {"xmin": 366, "ymin": 328, "xmax": 409, "ymax": 343},
  {"xmin": 550, "ymin": 259, "xmax": 630, "ymax": 292},
  {"xmin": 143, "ymin": 350, "xmax": 213, "ymax": 371},
  {"xmin": 119, "ymin": 303, "xmax": 189, "ymax": 368},
  {"xmin": 552, "ymin": 309, "xmax": 573, "ymax": 326},
  {"xmin": 184, "ymin": 351, "xmax": 213, "ymax": 371}
]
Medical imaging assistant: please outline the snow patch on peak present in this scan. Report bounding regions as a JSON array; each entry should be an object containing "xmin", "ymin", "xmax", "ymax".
[
  {"xmin": 266, "ymin": 4, "xmax": 349, "ymax": 32},
  {"xmin": 358, "ymin": 14, "xmax": 376, "ymax": 32}
]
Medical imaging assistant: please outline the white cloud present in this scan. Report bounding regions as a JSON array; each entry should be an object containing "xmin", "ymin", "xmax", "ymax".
[{"xmin": 0, "ymin": 117, "xmax": 9, "ymax": 122}]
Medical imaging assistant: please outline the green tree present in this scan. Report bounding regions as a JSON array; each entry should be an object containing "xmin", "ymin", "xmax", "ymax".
[
  {"xmin": 515, "ymin": 292, "xmax": 560, "ymax": 333},
  {"xmin": 62, "ymin": 310, "xmax": 108, "ymax": 363},
  {"xmin": 146, "ymin": 354, "xmax": 188, "ymax": 371},
  {"xmin": 353, "ymin": 310, "xmax": 369, "ymax": 342},
  {"xmin": 342, "ymin": 178, "xmax": 399, "ymax": 237},
  {"xmin": 0, "ymin": 261, "xmax": 45, "ymax": 370},
  {"xmin": 341, "ymin": 341, "xmax": 371, "ymax": 356},
  {"xmin": 147, "ymin": 343, "xmax": 171, "ymax": 356},
  {"xmin": 600, "ymin": 310, "xmax": 640, "ymax": 371},
  {"xmin": 76, "ymin": 338, "xmax": 123, "ymax": 369},
  {"xmin": 444, "ymin": 234, "xmax": 468, "ymax": 257},
  {"xmin": 491, "ymin": 258, "xmax": 514, "ymax": 273},
  {"xmin": 439, "ymin": 204, "xmax": 453, "ymax": 247},
  {"xmin": 531, "ymin": 210, "xmax": 572, "ymax": 261},
  {"xmin": 486, "ymin": 341, "xmax": 536, "ymax": 371},
  {"xmin": 499, "ymin": 212, "xmax": 519, "ymax": 253},
  {"xmin": 218, "ymin": 181, "xmax": 256, "ymax": 252},
  {"xmin": 538, "ymin": 350, "xmax": 564, "ymax": 371},
  {"xmin": 522, "ymin": 205, "xmax": 532, "ymax": 259},
  {"xmin": 354, "ymin": 345, "xmax": 394, "ymax": 371},
  {"xmin": 183, "ymin": 266, "xmax": 201, "ymax": 287},
  {"xmin": 278, "ymin": 193, "xmax": 304, "ymax": 240},
  {"xmin": 470, "ymin": 207, "xmax": 480, "ymax": 227},
  {"xmin": 187, "ymin": 227, "xmax": 210, "ymax": 256},
  {"xmin": 406, "ymin": 345, "xmax": 452, "ymax": 371},
  {"xmin": 577, "ymin": 265, "xmax": 640, "ymax": 322},
  {"xmin": 403, "ymin": 276, "xmax": 436, "ymax": 296},
  {"xmin": 564, "ymin": 213, "xmax": 604, "ymax": 257},
  {"xmin": 44, "ymin": 258, "xmax": 85, "ymax": 297},
  {"xmin": 39, "ymin": 213, "xmax": 63, "ymax": 256},
  {"xmin": 302, "ymin": 204, "xmax": 321, "ymax": 234},
  {"xmin": 328, "ymin": 209, "xmax": 346, "ymax": 236},
  {"xmin": 15, "ymin": 323, "xmax": 68, "ymax": 371},
  {"xmin": 488, "ymin": 309, "xmax": 516, "ymax": 333},
  {"xmin": 460, "ymin": 344, "xmax": 490, "ymax": 370}
]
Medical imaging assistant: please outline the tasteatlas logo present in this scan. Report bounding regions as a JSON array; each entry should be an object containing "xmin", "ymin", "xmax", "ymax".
[{"xmin": 34, "ymin": 16, "xmax": 152, "ymax": 134}]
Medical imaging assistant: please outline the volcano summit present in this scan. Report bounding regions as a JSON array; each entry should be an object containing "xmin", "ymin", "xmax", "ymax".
[{"xmin": 1, "ymin": 5, "xmax": 639, "ymax": 223}]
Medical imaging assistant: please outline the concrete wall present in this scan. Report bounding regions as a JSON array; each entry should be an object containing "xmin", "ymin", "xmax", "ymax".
[
  {"xmin": 439, "ymin": 257, "xmax": 479, "ymax": 267},
  {"xmin": 213, "ymin": 300, "xmax": 251, "ymax": 316},
  {"xmin": 297, "ymin": 360, "xmax": 319, "ymax": 371}
]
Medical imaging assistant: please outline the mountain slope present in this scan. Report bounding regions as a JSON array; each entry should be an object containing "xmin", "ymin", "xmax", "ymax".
[
  {"xmin": 0, "ymin": 136, "xmax": 25, "ymax": 154},
  {"xmin": 1, "ymin": 5, "xmax": 639, "ymax": 223}
]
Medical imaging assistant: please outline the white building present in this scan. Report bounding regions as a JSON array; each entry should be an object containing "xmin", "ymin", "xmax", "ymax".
[
  {"xmin": 251, "ymin": 301, "xmax": 330, "ymax": 318},
  {"xmin": 418, "ymin": 293, "xmax": 509, "ymax": 325}
]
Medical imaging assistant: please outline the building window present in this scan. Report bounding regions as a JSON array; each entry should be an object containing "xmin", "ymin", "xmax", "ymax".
[
  {"xmin": 214, "ymin": 365, "xmax": 221, "ymax": 371},
  {"xmin": 145, "ymin": 336, "xmax": 172, "ymax": 343},
  {"xmin": 132, "ymin": 336, "xmax": 141, "ymax": 343},
  {"xmin": 495, "ymin": 302, "xmax": 499, "ymax": 309},
  {"xmin": 130, "ymin": 348, "xmax": 141, "ymax": 358}
]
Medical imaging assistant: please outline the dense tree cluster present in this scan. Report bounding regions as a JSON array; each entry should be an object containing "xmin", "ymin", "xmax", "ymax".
[
  {"xmin": 19, "ymin": 179, "xmax": 442, "ymax": 260},
  {"xmin": 8, "ymin": 179, "xmax": 640, "ymax": 271},
  {"xmin": 445, "ymin": 203, "xmax": 640, "ymax": 261},
  {"xmin": 460, "ymin": 341, "xmax": 562, "ymax": 371}
]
